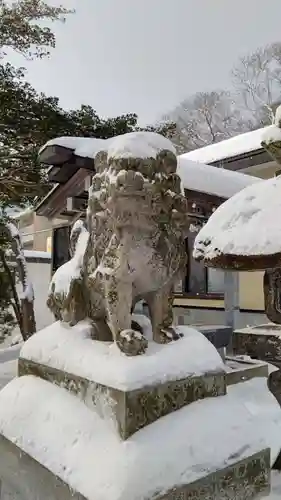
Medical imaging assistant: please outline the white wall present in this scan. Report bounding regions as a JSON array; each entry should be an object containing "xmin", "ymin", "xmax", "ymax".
[{"xmin": 19, "ymin": 261, "xmax": 54, "ymax": 331}]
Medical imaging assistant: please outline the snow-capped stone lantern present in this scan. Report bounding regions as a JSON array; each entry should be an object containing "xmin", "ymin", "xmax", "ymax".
[{"xmin": 193, "ymin": 103, "xmax": 281, "ymax": 413}]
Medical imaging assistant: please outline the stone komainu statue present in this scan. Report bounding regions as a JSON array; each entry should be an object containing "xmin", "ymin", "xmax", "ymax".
[{"xmin": 47, "ymin": 132, "xmax": 189, "ymax": 356}]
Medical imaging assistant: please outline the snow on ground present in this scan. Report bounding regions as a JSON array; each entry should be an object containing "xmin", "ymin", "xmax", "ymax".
[{"xmin": 193, "ymin": 174, "xmax": 281, "ymax": 261}]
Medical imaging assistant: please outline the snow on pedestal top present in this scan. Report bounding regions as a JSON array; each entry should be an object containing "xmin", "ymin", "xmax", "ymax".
[
  {"xmin": 193, "ymin": 174, "xmax": 281, "ymax": 265},
  {"xmin": 19, "ymin": 319, "xmax": 224, "ymax": 391}
]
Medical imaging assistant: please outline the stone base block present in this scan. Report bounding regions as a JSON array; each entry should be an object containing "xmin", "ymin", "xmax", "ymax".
[
  {"xmin": 18, "ymin": 320, "xmax": 226, "ymax": 440},
  {"xmin": 0, "ymin": 375, "xmax": 279, "ymax": 500},
  {"xmin": 225, "ymin": 356, "xmax": 269, "ymax": 386},
  {"xmin": 0, "ymin": 437, "xmax": 270, "ymax": 500},
  {"xmin": 233, "ymin": 324, "xmax": 281, "ymax": 367},
  {"xmin": 0, "ymin": 435, "xmax": 85, "ymax": 500},
  {"xmin": 18, "ymin": 358, "xmax": 226, "ymax": 440},
  {"xmin": 157, "ymin": 449, "xmax": 270, "ymax": 500}
]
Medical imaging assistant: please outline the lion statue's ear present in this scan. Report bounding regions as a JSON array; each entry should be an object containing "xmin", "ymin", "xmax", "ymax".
[
  {"xmin": 156, "ymin": 149, "xmax": 177, "ymax": 174},
  {"xmin": 95, "ymin": 150, "xmax": 108, "ymax": 173}
]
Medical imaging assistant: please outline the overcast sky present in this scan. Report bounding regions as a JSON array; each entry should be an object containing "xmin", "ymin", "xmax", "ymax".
[{"xmin": 7, "ymin": 0, "xmax": 281, "ymax": 125}]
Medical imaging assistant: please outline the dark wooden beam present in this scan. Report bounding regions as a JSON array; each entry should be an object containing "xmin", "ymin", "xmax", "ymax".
[
  {"xmin": 210, "ymin": 149, "xmax": 271, "ymax": 171},
  {"xmin": 36, "ymin": 168, "xmax": 90, "ymax": 218},
  {"xmin": 48, "ymin": 163, "xmax": 79, "ymax": 184},
  {"xmin": 39, "ymin": 144, "xmax": 74, "ymax": 165},
  {"xmin": 184, "ymin": 188, "xmax": 225, "ymax": 205}
]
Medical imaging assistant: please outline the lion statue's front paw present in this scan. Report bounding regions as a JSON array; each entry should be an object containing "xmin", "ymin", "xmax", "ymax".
[
  {"xmin": 117, "ymin": 329, "xmax": 148, "ymax": 356},
  {"xmin": 154, "ymin": 327, "xmax": 183, "ymax": 345}
]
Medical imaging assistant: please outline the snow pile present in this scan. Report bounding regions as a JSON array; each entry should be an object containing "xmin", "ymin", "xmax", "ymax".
[
  {"xmin": 19, "ymin": 320, "xmax": 224, "ymax": 391},
  {"xmin": 193, "ymin": 174, "xmax": 281, "ymax": 261},
  {"xmin": 39, "ymin": 136, "xmax": 108, "ymax": 159},
  {"xmin": 41, "ymin": 132, "xmax": 176, "ymax": 161},
  {"xmin": 181, "ymin": 125, "xmax": 271, "ymax": 164},
  {"xmin": 262, "ymin": 123, "xmax": 281, "ymax": 147},
  {"xmin": 177, "ymin": 156, "xmax": 260, "ymax": 199},
  {"xmin": 48, "ymin": 226, "xmax": 89, "ymax": 295},
  {"xmin": 0, "ymin": 375, "xmax": 280, "ymax": 500},
  {"xmin": 70, "ymin": 219, "xmax": 85, "ymax": 234},
  {"xmin": 107, "ymin": 131, "xmax": 176, "ymax": 160}
]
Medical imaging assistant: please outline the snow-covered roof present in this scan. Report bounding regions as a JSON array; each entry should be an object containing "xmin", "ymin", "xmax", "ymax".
[
  {"xmin": 40, "ymin": 131, "xmax": 176, "ymax": 160},
  {"xmin": 177, "ymin": 157, "xmax": 261, "ymax": 199},
  {"xmin": 39, "ymin": 136, "xmax": 106, "ymax": 159},
  {"xmin": 24, "ymin": 250, "xmax": 51, "ymax": 260},
  {"xmin": 42, "ymin": 134, "xmax": 260, "ymax": 200},
  {"xmin": 193, "ymin": 174, "xmax": 281, "ymax": 268},
  {"xmin": 180, "ymin": 126, "xmax": 271, "ymax": 165}
]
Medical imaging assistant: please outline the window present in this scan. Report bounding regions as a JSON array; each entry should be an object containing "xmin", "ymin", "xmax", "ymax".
[
  {"xmin": 52, "ymin": 225, "xmax": 71, "ymax": 273},
  {"xmin": 181, "ymin": 234, "xmax": 224, "ymax": 298},
  {"xmin": 207, "ymin": 268, "xmax": 225, "ymax": 294}
]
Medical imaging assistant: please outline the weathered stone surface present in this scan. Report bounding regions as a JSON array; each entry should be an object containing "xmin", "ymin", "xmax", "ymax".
[
  {"xmin": 233, "ymin": 326, "xmax": 281, "ymax": 417},
  {"xmin": 46, "ymin": 132, "xmax": 190, "ymax": 356},
  {"xmin": 193, "ymin": 324, "xmax": 232, "ymax": 350},
  {"xmin": 0, "ymin": 434, "xmax": 85, "ymax": 500},
  {"xmin": 18, "ymin": 358, "xmax": 226, "ymax": 440},
  {"xmin": 156, "ymin": 449, "xmax": 270, "ymax": 500},
  {"xmin": 264, "ymin": 268, "xmax": 281, "ymax": 325},
  {"xmin": 225, "ymin": 357, "xmax": 268, "ymax": 386},
  {"xmin": 233, "ymin": 325, "xmax": 281, "ymax": 367}
]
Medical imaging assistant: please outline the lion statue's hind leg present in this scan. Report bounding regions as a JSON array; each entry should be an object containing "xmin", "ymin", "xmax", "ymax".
[{"xmin": 146, "ymin": 283, "xmax": 183, "ymax": 345}]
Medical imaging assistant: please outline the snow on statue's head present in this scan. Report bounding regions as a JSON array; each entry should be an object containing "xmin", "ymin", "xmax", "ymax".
[{"xmin": 47, "ymin": 131, "xmax": 190, "ymax": 357}]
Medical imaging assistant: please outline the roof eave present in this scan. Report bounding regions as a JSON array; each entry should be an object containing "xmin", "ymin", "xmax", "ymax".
[
  {"xmin": 39, "ymin": 144, "xmax": 74, "ymax": 166},
  {"xmin": 209, "ymin": 148, "xmax": 271, "ymax": 171}
]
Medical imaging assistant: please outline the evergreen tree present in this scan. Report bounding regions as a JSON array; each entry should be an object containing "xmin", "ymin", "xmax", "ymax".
[{"xmin": 0, "ymin": 1, "xmax": 176, "ymax": 343}]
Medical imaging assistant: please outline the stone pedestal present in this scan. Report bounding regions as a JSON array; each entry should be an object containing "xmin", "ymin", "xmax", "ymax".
[
  {"xmin": 18, "ymin": 358, "xmax": 225, "ymax": 440},
  {"xmin": 0, "ymin": 320, "xmax": 279, "ymax": 500},
  {"xmin": 233, "ymin": 324, "xmax": 281, "ymax": 367},
  {"xmin": 225, "ymin": 356, "xmax": 269, "ymax": 386}
]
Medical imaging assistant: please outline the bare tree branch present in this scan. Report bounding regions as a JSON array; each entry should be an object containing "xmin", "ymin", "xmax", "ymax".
[{"xmin": 166, "ymin": 90, "xmax": 249, "ymax": 153}]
